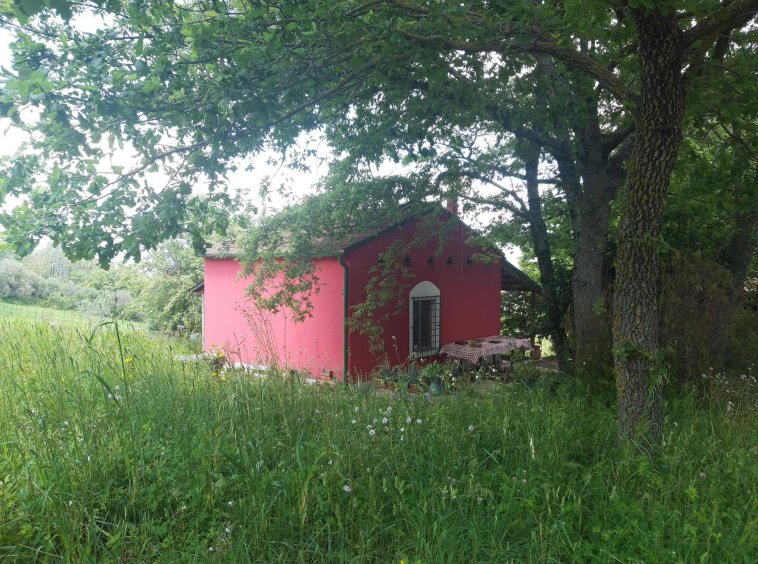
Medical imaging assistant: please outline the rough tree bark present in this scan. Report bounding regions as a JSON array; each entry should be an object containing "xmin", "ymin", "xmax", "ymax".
[
  {"xmin": 613, "ymin": 8, "xmax": 686, "ymax": 448},
  {"xmin": 524, "ymin": 157, "xmax": 569, "ymax": 370},
  {"xmin": 555, "ymin": 139, "xmax": 625, "ymax": 376},
  {"xmin": 572, "ymin": 159, "xmax": 615, "ymax": 376}
]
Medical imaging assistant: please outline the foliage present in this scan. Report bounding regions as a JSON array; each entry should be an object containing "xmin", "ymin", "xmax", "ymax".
[
  {"xmin": 0, "ymin": 316, "xmax": 755, "ymax": 560},
  {"xmin": 123, "ymin": 238, "xmax": 203, "ymax": 333},
  {"xmin": 419, "ymin": 361, "xmax": 449, "ymax": 383},
  {"xmin": 238, "ymin": 185, "xmax": 416, "ymax": 322},
  {"xmin": 3, "ymin": 0, "xmax": 757, "ymax": 448},
  {"xmin": 661, "ymin": 255, "xmax": 732, "ymax": 379},
  {"xmin": 0, "ymin": 240, "xmax": 204, "ymax": 331},
  {"xmin": 500, "ymin": 291, "xmax": 541, "ymax": 339},
  {"xmin": 0, "ymin": 256, "xmax": 50, "ymax": 300}
]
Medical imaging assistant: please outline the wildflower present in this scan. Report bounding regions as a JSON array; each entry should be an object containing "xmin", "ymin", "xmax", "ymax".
[
  {"xmin": 699, "ymin": 472, "xmax": 707, "ymax": 479},
  {"xmin": 372, "ymin": 418, "xmax": 377, "ymax": 424},
  {"xmin": 416, "ymin": 418, "xmax": 422, "ymax": 425},
  {"xmin": 400, "ymin": 427, "xmax": 405, "ymax": 433},
  {"xmin": 400, "ymin": 436, "xmax": 405, "ymax": 441},
  {"xmin": 366, "ymin": 424, "xmax": 372, "ymax": 430},
  {"xmin": 382, "ymin": 417, "xmax": 388, "ymax": 425},
  {"xmin": 225, "ymin": 527, "xmax": 232, "ymax": 534},
  {"xmin": 354, "ymin": 406, "xmax": 359, "ymax": 413},
  {"xmin": 522, "ymin": 479, "xmax": 528, "ymax": 484},
  {"xmin": 343, "ymin": 484, "xmax": 352, "ymax": 493},
  {"xmin": 468, "ymin": 425, "xmax": 475, "ymax": 432},
  {"xmin": 63, "ymin": 421, "xmax": 69, "ymax": 427},
  {"xmin": 477, "ymin": 497, "xmax": 483, "ymax": 504},
  {"xmin": 328, "ymin": 459, "xmax": 333, "ymax": 465},
  {"xmin": 406, "ymin": 417, "xmax": 412, "ymax": 424},
  {"xmin": 351, "ymin": 419, "xmax": 357, "ymax": 424},
  {"xmin": 369, "ymin": 429, "xmax": 376, "ymax": 436},
  {"xmin": 125, "ymin": 356, "xmax": 134, "ymax": 364},
  {"xmin": 386, "ymin": 406, "xmax": 392, "ymax": 413},
  {"xmin": 384, "ymin": 426, "xmax": 389, "ymax": 431},
  {"xmin": 227, "ymin": 501, "xmax": 234, "ymax": 507},
  {"xmin": 209, "ymin": 547, "xmax": 216, "ymax": 552}
]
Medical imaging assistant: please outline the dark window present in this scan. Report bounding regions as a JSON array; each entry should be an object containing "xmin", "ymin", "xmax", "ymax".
[{"xmin": 412, "ymin": 296, "xmax": 440, "ymax": 357}]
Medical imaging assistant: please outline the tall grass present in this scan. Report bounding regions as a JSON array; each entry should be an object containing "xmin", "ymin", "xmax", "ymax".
[{"xmin": 0, "ymin": 317, "xmax": 756, "ymax": 561}]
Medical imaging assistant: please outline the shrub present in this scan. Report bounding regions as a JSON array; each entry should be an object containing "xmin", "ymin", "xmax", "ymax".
[{"xmin": 0, "ymin": 258, "xmax": 51, "ymax": 301}]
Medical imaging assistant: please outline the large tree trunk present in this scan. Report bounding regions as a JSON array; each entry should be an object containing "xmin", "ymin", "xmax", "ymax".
[
  {"xmin": 572, "ymin": 169, "xmax": 615, "ymax": 376},
  {"xmin": 524, "ymin": 158, "xmax": 569, "ymax": 370},
  {"xmin": 613, "ymin": 9, "xmax": 686, "ymax": 449},
  {"xmin": 556, "ymin": 149, "xmax": 620, "ymax": 376}
]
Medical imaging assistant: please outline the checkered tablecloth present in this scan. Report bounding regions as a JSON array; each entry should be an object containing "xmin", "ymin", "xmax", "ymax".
[{"xmin": 440, "ymin": 336, "xmax": 532, "ymax": 363}]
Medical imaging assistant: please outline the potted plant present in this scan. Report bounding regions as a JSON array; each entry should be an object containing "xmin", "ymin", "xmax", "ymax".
[
  {"xmin": 403, "ymin": 363, "xmax": 423, "ymax": 393},
  {"xmin": 420, "ymin": 362, "xmax": 448, "ymax": 395},
  {"xmin": 374, "ymin": 361, "xmax": 393, "ymax": 389}
]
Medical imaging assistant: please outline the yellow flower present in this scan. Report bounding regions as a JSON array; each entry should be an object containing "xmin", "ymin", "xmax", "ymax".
[{"xmin": 125, "ymin": 356, "xmax": 134, "ymax": 364}]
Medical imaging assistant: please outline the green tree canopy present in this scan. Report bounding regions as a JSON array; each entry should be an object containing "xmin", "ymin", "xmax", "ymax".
[{"xmin": 2, "ymin": 0, "xmax": 757, "ymax": 449}]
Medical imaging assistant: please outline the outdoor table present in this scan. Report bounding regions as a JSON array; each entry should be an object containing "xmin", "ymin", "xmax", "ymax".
[{"xmin": 440, "ymin": 335, "xmax": 532, "ymax": 364}]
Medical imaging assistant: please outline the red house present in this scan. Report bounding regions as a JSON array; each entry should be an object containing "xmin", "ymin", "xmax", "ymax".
[{"xmin": 195, "ymin": 204, "xmax": 538, "ymax": 382}]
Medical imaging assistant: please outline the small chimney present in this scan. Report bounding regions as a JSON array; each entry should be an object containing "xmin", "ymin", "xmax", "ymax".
[{"xmin": 445, "ymin": 197, "xmax": 458, "ymax": 215}]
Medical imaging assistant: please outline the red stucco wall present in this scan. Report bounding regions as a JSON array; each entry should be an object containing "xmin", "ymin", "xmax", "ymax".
[
  {"xmin": 203, "ymin": 256, "xmax": 344, "ymax": 379},
  {"xmin": 343, "ymin": 216, "xmax": 502, "ymax": 380}
]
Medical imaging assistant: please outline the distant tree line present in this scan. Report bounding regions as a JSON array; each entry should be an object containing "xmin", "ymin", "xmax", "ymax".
[{"xmin": 0, "ymin": 238, "xmax": 202, "ymax": 333}]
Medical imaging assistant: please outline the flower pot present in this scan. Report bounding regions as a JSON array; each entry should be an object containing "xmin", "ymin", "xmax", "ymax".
[{"xmin": 428, "ymin": 378, "xmax": 444, "ymax": 395}]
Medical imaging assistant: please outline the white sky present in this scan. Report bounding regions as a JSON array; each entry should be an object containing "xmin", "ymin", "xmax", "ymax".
[{"xmin": 0, "ymin": 20, "xmax": 522, "ymax": 264}]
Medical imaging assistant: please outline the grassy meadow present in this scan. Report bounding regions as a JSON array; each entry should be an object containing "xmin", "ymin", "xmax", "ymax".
[
  {"xmin": 0, "ymin": 312, "xmax": 756, "ymax": 562},
  {"xmin": 0, "ymin": 301, "xmax": 148, "ymax": 331}
]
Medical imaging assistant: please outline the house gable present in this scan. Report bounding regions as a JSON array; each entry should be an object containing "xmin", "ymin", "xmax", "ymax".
[{"xmin": 342, "ymin": 213, "xmax": 503, "ymax": 378}]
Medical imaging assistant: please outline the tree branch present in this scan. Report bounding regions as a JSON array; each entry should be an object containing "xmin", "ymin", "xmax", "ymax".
[
  {"xmin": 680, "ymin": 0, "xmax": 758, "ymax": 50},
  {"xmin": 391, "ymin": 27, "xmax": 639, "ymax": 106},
  {"xmin": 602, "ymin": 122, "xmax": 635, "ymax": 159}
]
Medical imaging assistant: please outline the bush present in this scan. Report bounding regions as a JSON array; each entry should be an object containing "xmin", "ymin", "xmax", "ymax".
[
  {"xmin": 661, "ymin": 254, "xmax": 753, "ymax": 381},
  {"xmin": 77, "ymin": 289, "xmax": 133, "ymax": 318},
  {"xmin": 0, "ymin": 258, "xmax": 51, "ymax": 301}
]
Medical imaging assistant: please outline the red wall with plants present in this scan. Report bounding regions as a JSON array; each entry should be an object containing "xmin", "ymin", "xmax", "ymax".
[{"xmin": 343, "ymin": 216, "xmax": 502, "ymax": 380}]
